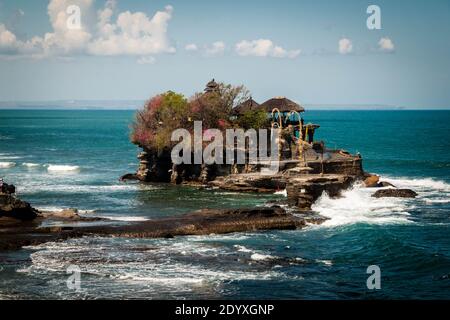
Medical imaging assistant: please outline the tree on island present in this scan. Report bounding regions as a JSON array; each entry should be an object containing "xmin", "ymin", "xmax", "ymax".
[{"xmin": 130, "ymin": 81, "xmax": 268, "ymax": 152}]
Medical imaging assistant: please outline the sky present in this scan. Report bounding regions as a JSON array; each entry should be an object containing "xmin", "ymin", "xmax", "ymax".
[{"xmin": 0, "ymin": 0, "xmax": 449, "ymax": 108}]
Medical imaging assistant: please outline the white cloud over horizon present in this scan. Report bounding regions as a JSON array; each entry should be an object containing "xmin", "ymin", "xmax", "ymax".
[
  {"xmin": 235, "ymin": 39, "xmax": 300, "ymax": 59},
  {"xmin": 184, "ymin": 43, "xmax": 198, "ymax": 51},
  {"xmin": 203, "ymin": 41, "xmax": 226, "ymax": 57},
  {"xmin": 338, "ymin": 38, "xmax": 353, "ymax": 55},
  {"xmin": 378, "ymin": 37, "xmax": 395, "ymax": 53}
]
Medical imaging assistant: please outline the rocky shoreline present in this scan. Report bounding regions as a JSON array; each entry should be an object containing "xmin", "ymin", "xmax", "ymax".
[
  {"xmin": 1, "ymin": 138, "xmax": 420, "ymax": 252},
  {"xmin": 0, "ymin": 199, "xmax": 326, "ymax": 251}
]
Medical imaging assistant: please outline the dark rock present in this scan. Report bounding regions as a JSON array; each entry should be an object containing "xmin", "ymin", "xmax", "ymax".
[
  {"xmin": 287, "ymin": 174, "xmax": 356, "ymax": 210},
  {"xmin": 372, "ymin": 189, "xmax": 418, "ymax": 198},
  {"xmin": 1, "ymin": 183, "xmax": 15, "ymax": 194},
  {"xmin": 0, "ymin": 206, "xmax": 319, "ymax": 250},
  {"xmin": 120, "ymin": 173, "xmax": 140, "ymax": 181},
  {"xmin": 39, "ymin": 208, "xmax": 102, "ymax": 221},
  {"xmin": 0, "ymin": 194, "xmax": 38, "ymax": 221},
  {"xmin": 378, "ymin": 181, "xmax": 396, "ymax": 188}
]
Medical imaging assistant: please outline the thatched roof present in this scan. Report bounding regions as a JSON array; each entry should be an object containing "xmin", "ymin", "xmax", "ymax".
[
  {"xmin": 232, "ymin": 98, "xmax": 260, "ymax": 115},
  {"xmin": 260, "ymin": 97, "xmax": 305, "ymax": 113}
]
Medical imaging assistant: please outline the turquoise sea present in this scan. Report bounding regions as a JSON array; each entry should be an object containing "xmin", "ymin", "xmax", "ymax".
[{"xmin": 0, "ymin": 109, "xmax": 449, "ymax": 299}]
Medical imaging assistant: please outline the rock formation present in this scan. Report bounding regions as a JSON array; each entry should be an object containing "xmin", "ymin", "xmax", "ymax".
[
  {"xmin": 372, "ymin": 189, "xmax": 418, "ymax": 198},
  {"xmin": 0, "ymin": 194, "xmax": 38, "ymax": 221}
]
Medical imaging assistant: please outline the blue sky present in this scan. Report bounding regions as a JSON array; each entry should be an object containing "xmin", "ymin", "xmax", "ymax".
[{"xmin": 0, "ymin": 0, "xmax": 449, "ymax": 108}]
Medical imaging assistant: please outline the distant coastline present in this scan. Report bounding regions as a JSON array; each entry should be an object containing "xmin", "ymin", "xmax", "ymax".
[{"xmin": 1, "ymin": 101, "xmax": 449, "ymax": 110}]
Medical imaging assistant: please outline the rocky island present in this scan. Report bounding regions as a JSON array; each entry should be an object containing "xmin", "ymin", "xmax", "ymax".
[{"xmin": 0, "ymin": 80, "xmax": 416, "ymax": 251}]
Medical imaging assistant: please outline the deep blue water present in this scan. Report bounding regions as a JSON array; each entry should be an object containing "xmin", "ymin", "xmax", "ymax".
[{"xmin": 0, "ymin": 110, "xmax": 449, "ymax": 299}]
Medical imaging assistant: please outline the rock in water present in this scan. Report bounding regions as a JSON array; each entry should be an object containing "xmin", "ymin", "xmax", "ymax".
[
  {"xmin": 0, "ymin": 194, "xmax": 38, "ymax": 220},
  {"xmin": 372, "ymin": 189, "xmax": 418, "ymax": 198},
  {"xmin": 378, "ymin": 181, "xmax": 396, "ymax": 188},
  {"xmin": 364, "ymin": 175, "xmax": 380, "ymax": 187}
]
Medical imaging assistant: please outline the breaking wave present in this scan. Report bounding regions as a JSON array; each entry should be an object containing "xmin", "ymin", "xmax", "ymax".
[
  {"xmin": 312, "ymin": 176, "xmax": 450, "ymax": 227},
  {"xmin": 22, "ymin": 162, "xmax": 40, "ymax": 168},
  {"xmin": 0, "ymin": 161, "xmax": 16, "ymax": 168},
  {"xmin": 47, "ymin": 165, "xmax": 80, "ymax": 173},
  {"xmin": 102, "ymin": 216, "xmax": 149, "ymax": 222}
]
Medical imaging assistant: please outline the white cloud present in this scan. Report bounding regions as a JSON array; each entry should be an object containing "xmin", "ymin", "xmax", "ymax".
[
  {"xmin": 338, "ymin": 37, "xmax": 353, "ymax": 55},
  {"xmin": 204, "ymin": 41, "xmax": 225, "ymax": 56},
  {"xmin": 0, "ymin": 24, "xmax": 18, "ymax": 49},
  {"xmin": 235, "ymin": 39, "xmax": 300, "ymax": 58},
  {"xmin": 137, "ymin": 56, "xmax": 155, "ymax": 64},
  {"xmin": 378, "ymin": 37, "xmax": 395, "ymax": 53},
  {"xmin": 184, "ymin": 43, "xmax": 198, "ymax": 51},
  {"xmin": 88, "ymin": 4, "xmax": 175, "ymax": 56},
  {"xmin": 0, "ymin": 0, "xmax": 175, "ymax": 61}
]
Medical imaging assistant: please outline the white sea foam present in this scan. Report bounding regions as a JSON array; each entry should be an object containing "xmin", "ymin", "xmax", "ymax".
[
  {"xmin": 316, "ymin": 259, "xmax": 333, "ymax": 266},
  {"xmin": 47, "ymin": 165, "xmax": 80, "ymax": 173},
  {"xmin": 312, "ymin": 186, "xmax": 412, "ymax": 227},
  {"xmin": 251, "ymin": 253, "xmax": 277, "ymax": 261},
  {"xmin": 424, "ymin": 199, "xmax": 450, "ymax": 204},
  {"xmin": 36, "ymin": 206, "xmax": 66, "ymax": 212},
  {"xmin": 19, "ymin": 183, "xmax": 159, "ymax": 195},
  {"xmin": 234, "ymin": 245, "xmax": 252, "ymax": 253},
  {"xmin": 78, "ymin": 209, "xmax": 96, "ymax": 214},
  {"xmin": 102, "ymin": 216, "xmax": 149, "ymax": 222},
  {"xmin": 22, "ymin": 162, "xmax": 40, "ymax": 168},
  {"xmin": 274, "ymin": 189, "xmax": 287, "ymax": 197},
  {"xmin": 382, "ymin": 176, "xmax": 450, "ymax": 192},
  {"xmin": 0, "ymin": 161, "xmax": 16, "ymax": 168},
  {"xmin": 21, "ymin": 237, "xmax": 284, "ymax": 296},
  {"xmin": 312, "ymin": 175, "xmax": 449, "ymax": 227}
]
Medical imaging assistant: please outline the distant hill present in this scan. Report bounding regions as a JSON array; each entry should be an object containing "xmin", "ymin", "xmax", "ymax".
[{"xmin": 0, "ymin": 101, "xmax": 448, "ymax": 110}]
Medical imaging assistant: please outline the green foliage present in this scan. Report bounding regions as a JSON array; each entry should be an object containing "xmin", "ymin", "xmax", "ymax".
[{"xmin": 236, "ymin": 109, "xmax": 269, "ymax": 130}]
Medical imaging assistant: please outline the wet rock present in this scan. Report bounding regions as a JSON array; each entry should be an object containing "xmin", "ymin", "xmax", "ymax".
[
  {"xmin": 208, "ymin": 174, "xmax": 286, "ymax": 193},
  {"xmin": 364, "ymin": 175, "xmax": 380, "ymax": 187},
  {"xmin": 0, "ymin": 194, "xmax": 38, "ymax": 221},
  {"xmin": 120, "ymin": 173, "xmax": 140, "ymax": 181},
  {"xmin": 39, "ymin": 208, "xmax": 103, "ymax": 221},
  {"xmin": 0, "ymin": 205, "xmax": 317, "ymax": 250},
  {"xmin": 372, "ymin": 189, "xmax": 418, "ymax": 198},
  {"xmin": 287, "ymin": 174, "xmax": 356, "ymax": 210},
  {"xmin": 378, "ymin": 181, "xmax": 396, "ymax": 188}
]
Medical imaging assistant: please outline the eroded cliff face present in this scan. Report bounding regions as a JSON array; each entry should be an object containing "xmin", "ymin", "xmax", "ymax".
[
  {"xmin": 135, "ymin": 148, "xmax": 263, "ymax": 184},
  {"xmin": 129, "ymin": 146, "xmax": 366, "ymax": 213},
  {"xmin": 133, "ymin": 147, "xmax": 364, "ymax": 184}
]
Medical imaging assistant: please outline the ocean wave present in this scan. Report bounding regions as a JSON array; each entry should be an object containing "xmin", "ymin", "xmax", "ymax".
[
  {"xmin": 0, "ymin": 161, "xmax": 16, "ymax": 168},
  {"xmin": 274, "ymin": 189, "xmax": 287, "ymax": 197},
  {"xmin": 424, "ymin": 199, "xmax": 450, "ymax": 204},
  {"xmin": 312, "ymin": 175, "xmax": 449, "ymax": 227},
  {"xmin": 20, "ymin": 237, "xmax": 284, "ymax": 296},
  {"xmin": 382, "ymin": 176, "xmax": 450, "ymax": 192},
  {"xmin": 47, "ymin": 165, "xmax": 80, "ymax": 173},
  {"xmin": 19, "ymin": 183, "xmax": 159, "ymax": 195},
  {"xmin": 102, "ymin": 216, "xmax": 149, "ymax": 222},
  {"xmin": 312, "ymin": 186, "xmax": 413, "ymax": 227},
  {"xmin": 251, "ymin": 253, "xmax": 277, "ymax": 261},
  {"xmin": 22, "ymin": 162, "xmax": 40, "ymax": 168}
]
